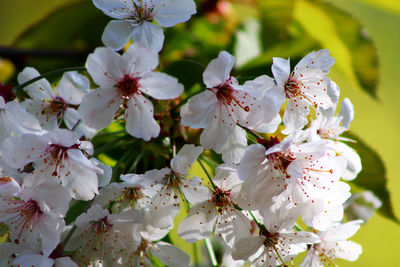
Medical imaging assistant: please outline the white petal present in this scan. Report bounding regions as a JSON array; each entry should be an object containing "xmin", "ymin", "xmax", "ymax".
[
  {"xmin": 151, "ymin": 242, "xmax": 190, "ymax": 267},
  {"xmin": 0, "ymin": 134, "xmax": 46, "ymax": 169},
  {"xmin": 149, "ymin": 186, "xmax": 180, "ymax": 229},
  {"xmin": 154, "ymin": 0, "xmax": 196, "ymax": 27},
  {"xmin": 322, "ymin": 220, "xmax": 363, "ymax": 241},
  {"xmin": 333, "ymin": 141, "xmax": 361, "ymax": 181},
  {"xmin": 180, "ymin": 90, "xmax": 217, "ymax": 129},
  {"xmin": 56, "ymin": 71, "xmax": 90, "ymax": 105},
  {"xmin": 102, "ymin": 20, "xmax": 135, "ymax": 51},
  {"xmin": 238, "ymin": 144, "xmax": 266, "ymax": 181},
  {"xmin": 282, "ymin": 99, "xmax": 309, "ymax": 134},
  {"xmin": 140, "ymin": 72, "xmax": 184, "ymax": 99},
  {"xmin": 203, "ymin": 51, "xmax": 235, "ymax": 88},
  {"xmin": 171, "ymin": 144, "xmax": 203, "ymax": 173},
  {"xmin": 86, "ymin": 47, "xmax": 123, "ymax": 87},
  {"xmin": 122, "ymin": 42, "xmax": 159, "ymax": 74},
  {"xmin": 340, "ymin": 97, "xmax": 354, "ymax": 129},
  {"xmin": 78, "ymin": 88, "xmax": 121, "ymax": 130},
  {"xmin": 328, "ymin": 240, "xmax": 362, "ymax": 261},
  {"xmin": 92, "ymin": 0, "xmax": 133, "ymax": 19},
  {"xmin": 295, "ymin": 49, "xmax": 335, "ymax": 76},
  {"xmin": 271, "ymin": 57, "xmax": 290, "ymax": 87},
  {"xmin": 231, "ymin": 236, "xmax": 265, "ymax": 260},
  {"xmin": 63, "ymin": 108, "xmax": 97, "ymax": 138},
  {"xmin": 215, "ymin": 126, "xmax": 247, "ymax": 164},
  {"xmin": 54, "ymin": 257, "xmax": 78, "ymax": 267},
  {"xmin": 131, "ymin": 22, "xmax": 165, "ymax": 52},
  {"xmin": 125, "ymin": 95, "xmax": 160, "ymax": 140},
  {"xmin": 180, "ymin": 177, "xmax": 209, "ymax": 204},
  {"xmin": 177, "ymin": 201, "xmax": 217, "ymax": 242},
  {"xmin": 4, "ymin": 101, "xmax": 41, "ymax": 135},
  {"xmin": 92, "ymin": 158, "xmax": 112, "ymax": 187},
  {"xmin": 17, "ymin": 67, "xmax": 55, "ymax": 100},
  {"xmin": 14, "ymin": 253, "xmax": 54, "ymax": 267}
]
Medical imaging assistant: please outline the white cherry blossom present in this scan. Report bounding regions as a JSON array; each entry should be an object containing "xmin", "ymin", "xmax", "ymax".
[
  {"xmin": 93, "ymin": 0, "xmax": 196, "ymax": 51},
  {"xmin": 65, "ymin": 205, "xmax": 143, "ymax": 266},
  {"xmin": 178, "ymin": 164, "xmax": 252, "ymax": 248},
  {"xmin": 79, "ymin": 43, "xmax": 183, "ymax": 141},
  {"xmin": 271, "ymin": 49, "xmax": 339, "ymax": 134},
  {"xmin": 232, "ymin": 205, "xmax": 320, "ymax": 267},
  {"xmin": 17, "ymin": 68, "xmax": 95, "ymax": 138},
  {"xmin": 307, "ymin": 98, "xmax": 361, "ymax": 180},
  {"xmin": 344, "ymin": 191, "xmax": 382, "ymax": 222},
  {"xmin": 0, "ymin": 181, "xmax": 70, "ymax": 256},
  {"xmin": 300, "ymin": 220, "xmax": 363, "ymax": 267},
  {"xmin": 181, "ymin": 51, "xmax": 281, "ymax": 163},
  {"xmin": 0, "ymin": 129, "xmax": 102, "ymax": 200},
  {"xmin": 123, "ymin": 144, "xmax": 209, "ymax": 229},
  {"xmin": 238, "ymin": 133, "xmax": 350, "ymax": 219}
]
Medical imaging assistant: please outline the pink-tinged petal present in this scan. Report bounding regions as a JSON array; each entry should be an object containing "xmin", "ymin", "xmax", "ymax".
[
  {"xmin": 4, "ymin": 101, "xmax": 41, "ymax": 135},
  {"xmin": 92, "ymin": 158, "xmax": 112, "ymax": 187},
  {"xmin": 125, "ymin": 95, "xmax": 160, "ymax": 140},
  {"xmin": 231, "ymin": 236, "xmax": 265, "ymax": 260},
  {"xmin": 63, "ymin": 108, "xmax": 97, "ymax": 138},
  {"xmin": 41, "ymin": 128, "xmax": 79, "ymax": 148},
  {"xmin": 122, "ymin": 42, "xmax": 159, "ymax": 74},
  {"xmin": 56, "ymin": 72, "xmax": 90, "ymax": 105},
  {"xmin": 340, "ymin": 97, "xmax": 354, "ymax": 129},
  {"xmin": 203, "ymin": 51, "xmax": 235, "ymax": 88},
  {"xmin": 92, "ymin": 0, "xmax": 134, "ymax": 19},
  {"xmin": 140, "ymin": 72, "xmax": 183, "ymax": 100},
  {"xmin": 21, "ymin": 99, "xmax": 58, "ymax": 130},
  {"xmin": 177, "ymin": 201, "xmax": 217, "ymax": 242},
  {"xmin": 282, "ymin": 99, "xmax": 309, "ymax": 134},
  {"xmin": 61, "ymin": 163, "xmax": 99, "ymax": 200},
  {"xmin": 0, "ymin": 177, "xmax": 21, "ymax": 197},
  {"xmin": 215, "ymin": 126, "xmax": 247, "ymax": 164},
  {"xmin": 153, "ymin": 0, "xmax": 196, "ymax": 27},
  {"xmin": 67, "ymin": 149, "xmax": 102, "ymax": 174},
  {"xmin": 272, "ymin": 57, "xmax": 290, "ymax": 87},
  {"xmin": 102, "ymin": 20, "xmax": 135, "ymax": 51},
  {"xmin": 86, "ymin": 47, "xmax": 123, "ymax": 87},
  {"xmin": 151, "ymin": 242, "xmax": 190, "ymax": 267},
  {"xmin": 0, "ymin": 134, "xmax": 46, "ymax": 169},
  {"xmin": 180, "ymin": 90, "xmax": 217, "ymax": 129},
  {"xmin": 17, "ymin": 67, "xmax": 55, "ymax": 100},
  {"xmin": 171, "ymin": 144, "xmax": 203, "ymax": 173},
  {"xmin": 36, "ymin": 214, "xmax": 65, "ymax": 256},
  {"xmin": 78, "ymin": 88, "xmax": 121, "ymax": 130},
  {"xmin": 131, "ymin": 22, "xmax": 164, "ymax": 52}
]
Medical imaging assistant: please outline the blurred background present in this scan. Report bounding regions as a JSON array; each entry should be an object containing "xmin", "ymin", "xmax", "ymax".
[{"xmin": 0, "ymin": 0, "xmax": 398, "ymax": 266}]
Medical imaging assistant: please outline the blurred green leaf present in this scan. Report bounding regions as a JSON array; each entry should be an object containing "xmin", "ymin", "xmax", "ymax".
[
  {"xmin": 344, "ymin": 132, "xmax": 399, "ymax": 223},
  {"xmin": 65, "ymin": 200, "xmax": 89, "ymax": 225},
  {"xmin": 164, "ymin": 59, "xmax": 206, "ymax": 92},
  {"xmin": 314, "ymin": 0, "xmax": 379, "ymax": 98}
]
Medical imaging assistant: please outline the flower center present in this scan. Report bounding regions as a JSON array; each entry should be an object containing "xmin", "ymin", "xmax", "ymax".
[
  {"xmin": 284, "ymin": 75, "xmax": 302, "ymax": 99},
  {"xmin": 212, "ymin": 187, "xmax": 232, "ymax": 213},
  {"xmin": 261, "ymin": 228, "xmax": 280, "ymax": 248},
  {"xmin": 122, "ymin": 186, "xmax": 145, "ymax": 206},
  {"xmin": 0, "ymin": 83, "xmax": 15, "ymax": 103},
  {"xmin": 90, "ymin": 216, "xmax": 113, "ymax": 235},
  {"xmin": 211, "ymin": 79, "xmax": 250, "ymax": 112},
  {"xmin": 257, "ymin": 136, "xmax": 281, "ymax": 150},
  {"xmin": 46, "ymin": 143, "xmax": 80, "ymax": 177},
  {"xmin": 132, "ymin": 2, "xmax": 154, "ymax": 23},
  {"xmin": 118, "ymin": 75, "xmax": 140, "ymax": 99},
  {"xmin": 47, "ymin": 96, "xmax": 68, "ymax": 116},
  {"xmin": 3, "ymin": 199, "xmax": 42, "ymax": 243},
  {"xmin": 162, "ymin": 171, "xmax": 182, "ymax": 189}
]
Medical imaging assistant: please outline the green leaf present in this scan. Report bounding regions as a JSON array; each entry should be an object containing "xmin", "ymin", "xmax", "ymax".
[
  {"xmin": 344, "ymin": 132, "xmax": 399, "ymax": 223},
  {"xmin": 65, "ymin": 200, "xmax": 89, "ymax": 225}
]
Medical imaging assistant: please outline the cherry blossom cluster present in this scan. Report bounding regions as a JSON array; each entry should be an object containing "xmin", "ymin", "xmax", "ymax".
[{"xmin": 0, "ymin": 0, "xmax": 381, "ymax": 266}]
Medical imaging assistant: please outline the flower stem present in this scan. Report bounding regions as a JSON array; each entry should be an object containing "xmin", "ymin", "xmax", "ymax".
[
  {"xmin": 243, "ymin": 126, "xmax": 263, "ymax": 140},
  {"xmin": 205, "ymin": 238, "xmax": 218, "ymax": 266},
  {"xmin": 197, "ymin": 158, "xmax": 216, "ymax": 189}
]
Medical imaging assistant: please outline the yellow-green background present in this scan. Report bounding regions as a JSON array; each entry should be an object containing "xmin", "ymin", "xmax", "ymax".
[{"xmin": 0, "ymin": 0, "xmax": 399, "ymax": 266}]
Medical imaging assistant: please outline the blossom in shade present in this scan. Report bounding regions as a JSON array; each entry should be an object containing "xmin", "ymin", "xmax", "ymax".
[
  {"xmin": 271, "ymin": 49, "xmax": 339, "ymax": 134},
  {"xmin": 78, "ymin": 43, "xmax": 184, "ymax": 141},
  {"xmin": 122, "ymin": 144, "xmax": 209, "ymax": 229},
  {"xmin": 232, "ymin": 205, "xmax": 320, "ymax": 267},
  {"xmin": 93, "ymin": 0, "xmax": 196, "ymax": 51},
  {"xmin": 65, "ymin": 205, "xmax": 143, "ymax": 266},
  {"xmin": 0, "ymin": 129, "xmax": 102, "ymax": 200},
  {"xmin": 178, "ymin": 164, "xmax": 252, "ymax": 248},
  {"xmin": 0, "ymin": 180, "xmax": 70, "ymax": 256},
  {"xmin": 17, "ymin": 68, "xmax": 95, "ymax": 138}
]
